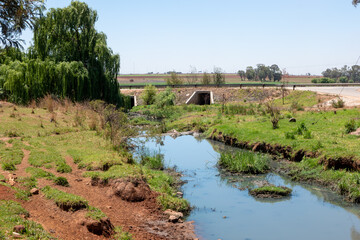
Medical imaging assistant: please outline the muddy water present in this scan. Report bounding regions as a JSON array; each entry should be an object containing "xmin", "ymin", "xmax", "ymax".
[{"xmin": 139, "ymin": 135, "xmax": 360, "ymax": 240}]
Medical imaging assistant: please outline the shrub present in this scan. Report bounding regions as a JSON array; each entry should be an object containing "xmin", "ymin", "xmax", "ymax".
[
  {"xmin": 331, "ymin": 98, "xmax": 345, "ymax": 108},
  {"xmin": 311, "ymin": 78, "xmax": 318, "ymax": 83},
  {"xmin": 154, "ymin": 87, "xmax": 176, "ymax": 108},
  {"xmin": 285, "ymin": 131, "xmax": 296, "ymax": 140},
  {"xmin": 1, "ymin": 162, "xmax": 16, "ymax": 171},
  {"xmin": 201, "ymin": 72, "xmax": 211, "ymax": 85},
  {"xmin": 345, "ymin": 119, "xmax": 357, "ymax": 134},
  {"xmin": 140, "ymin": 85, "xmax": 157, "ymax": 105},
  {"xmin": 140, "ymin": 153, "xmax": 165, "ymax": 170},
  {"xmin": 303, "ymin": 130, "xmax": 312, "ymax": 139},
  {"xmin": 166, "ymin": 72, "xmax": 183, "ymax": 85},
  {"xmin": 54, "ymin": 177, "xmax": 69, "ymax": 187}
]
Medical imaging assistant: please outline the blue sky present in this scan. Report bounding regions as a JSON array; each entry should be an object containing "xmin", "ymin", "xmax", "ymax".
[{"xmin": 21, "ymin": 0, "xmax": 360, "ymax": 75}]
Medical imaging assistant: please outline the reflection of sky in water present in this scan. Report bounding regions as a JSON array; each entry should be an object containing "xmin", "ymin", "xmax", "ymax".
[{"xmin": 138, "ymin": 135, "xmax": 360, "ymax": 240}]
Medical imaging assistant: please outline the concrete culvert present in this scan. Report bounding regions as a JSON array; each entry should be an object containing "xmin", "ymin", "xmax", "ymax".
[
  {"xmin": 130, "ymin": 96, "xmax": 137, "ymax": 108},
  {"xmin": 186, "ymin": 91, "xmax": 213, "ymax": 105}
]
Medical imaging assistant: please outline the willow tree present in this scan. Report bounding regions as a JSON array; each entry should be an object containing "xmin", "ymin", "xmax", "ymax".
[{"xmin": 31, "ymin": 1, "xmax": 125, "ymax": 107}]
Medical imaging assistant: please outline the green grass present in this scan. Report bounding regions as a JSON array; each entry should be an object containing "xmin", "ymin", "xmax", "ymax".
[
  {"xmin": 249, "ymin": 185, "xmax": 292, "ymax": 196},
  {"xmin": 26, "ymin": 167, "xmax": 55, "ymax": 180},
  {"xmin": 86, "ymin": 206, "xmax": 107, "ymax": 221},
  {"xmin": 14, "ymin": 177, "xmax": 37, "ymax": 200},
  {"xmin": 114, "ymin": 226, "xmax": 133, "ymax": 240},
  {"xmin": 0, "ymin": 200, "xmax": 54, "ymax": 239},
  {"xmin": 219, "ymin": 151, "xmax": 270, "ymax": 174},
  {"xmin": 54, "ymin": 177, "xmax": 69, "ymax": 187},
  {"xmin": 139, "ymin": 152, "xmax": 164, "ymax": 170},
  {"xmin": 42, "ymin": 186, "xmax": 88, "ymax": 211},
  {"xmin": 0, "ymin": 139, "xmax": 25, "ymax": 170}
]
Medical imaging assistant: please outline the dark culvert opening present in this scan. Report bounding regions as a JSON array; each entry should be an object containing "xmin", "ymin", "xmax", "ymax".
[
  {"xmin": 186, "ymin": 91, "xmax": 212, "ymax": 105},
  {"xmin": 198, "ymin": 93, "xmax": 210, "ymax": 105}
]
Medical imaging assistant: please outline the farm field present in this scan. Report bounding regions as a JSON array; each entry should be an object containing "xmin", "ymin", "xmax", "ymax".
[{"xmin": 118, "ymin": 74, "xmax": 318, "ymax": 86}]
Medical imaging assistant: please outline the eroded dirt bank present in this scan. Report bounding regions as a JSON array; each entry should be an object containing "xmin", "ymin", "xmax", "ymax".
[
  {"xmin": 209, "ymin": 129, "xmax": 360, "ymax": 172},
  {"xmin": 0, "ymin": 143, "xmax": 196, "ymax": 240}
]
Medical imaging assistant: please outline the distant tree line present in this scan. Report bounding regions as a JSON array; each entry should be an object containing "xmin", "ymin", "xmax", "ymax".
[
  {"xmin": 166, "ymin": 67, "xmax": 226, "ymax": 85},
  {"xmin": 237, "ymin": 64, "xmax": 283, "ymax": 82},
  {"xmin": 312, "ymin": 65, "xmax": 360, "ymax": 83},
  {"xmin": 0, "ymin": 1, "xmax": 129, "ymax": 108}
]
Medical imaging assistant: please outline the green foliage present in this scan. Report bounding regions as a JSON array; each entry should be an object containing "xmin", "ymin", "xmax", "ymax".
[
  {"xmin": 213, "ymin": 67, "xmax": 225, "ymax": 85},
  {"xmin": 166, "ymin": 72, "xmax": 183, "ymax": 85},
  {"xmin": 219, "ymin": 151, "xmax": 270, "ymax": 174},
  {"xmin": 154, "ymin": 87, "xmax": 175, "ymax": 108},
  {"xmin": 285, "ymin": 131, "xmax": 296, "ymax": 140},
  {"xmin": 54, "ymin": 177, "xmax": 69, "ymax": 187},
  {"xmin": 157, "ymin": 194, "xmax": 190, "ymax": 213},
  {"xmin": 345, "ymin": 119, "xmax": 357, "ymax": 134},
  {"xmin": 201, "ymin": 72, "xmax": 211, "ymax": 84},
  {"xmin": 141, "ymin": 85, "xmax": 157, "ymax": 105},
  {"xmin": 250, "ymin": 185, "xmax": 292, "ymax": 196},
  {"xmin": 0, "ymin": 1, "xmax": 127, "ymax": 107},
  {"xmin": 140, "ymin": 152, "xmax": 164, "ymax": 170},
  {"xmin": 1, "ymin": 161, "xmax": 16, "ymax": 171},
  {"xmin": 0, "ymin": 200, "xmax": 53, "ymax": 239},
  {"xmin": 114, "ymin": 226, "xmax": 133, "ymax": 240},
  {"xmin": 25, "ymin": 167, "xmax": 55, "ymax": 180},
  {"xmin": 86, "ymin": 206, "xmax": 107, "ymax": 221},
  {"xmin": 42, "ymin": 186, "xmax": 88, "ymax": 211},
  {"xmin": 331, "ymin": 98, "xmax": 345, "ymax": 108}
]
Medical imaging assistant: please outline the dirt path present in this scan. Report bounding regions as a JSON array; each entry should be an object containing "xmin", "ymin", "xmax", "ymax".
[
  {"xmin": 1, "ymin": 146, "xmax": 195, "ymax": 240},
  {"xmin": 36, "ymin": 156, "xmax": 195, "ymax": 240}
]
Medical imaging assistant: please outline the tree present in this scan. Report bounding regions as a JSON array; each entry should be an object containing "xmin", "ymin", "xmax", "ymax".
[
  {"xmin": 270, "ymin": 64, "xmax": 282, "ymax": 81},
  {"xmin": 166, "ymin": 72, "xmax": 183, "ymax": 85},
  {"xmin": 213, "ymin": 67, "xmax": 225, "ymax": 85},
  {"xmin": 353, "ymin": 0, "xmax": 360, "ymax": 6},
  {"xmin": 256, "ymin": 64, "xmax": 268, "ymax": 82},
  {"xmin": 0, "ymin": 0, "xmax": 44, "ymax": 49},
  {"xmin": 141, "ymin": 84, "xmax": 157, "ymax": 105},
  {"xmin": 201, "ymin": 72, "xmax": 211, "ymax": 84},
  {"xmin": 237, "ymin": 70, "xmax": 246, "ymax": 81},
  {"xmin": 246, "ymin": 66, "xmax": 256, "ymax": 81},
  {"xmin": 31, "ymin": 1, "xmax": 123, "ymax": 105}
]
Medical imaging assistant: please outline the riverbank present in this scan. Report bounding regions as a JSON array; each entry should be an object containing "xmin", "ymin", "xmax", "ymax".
[
  {"xmin": 131, "ymin": 89, "xmax": 360, "ymax": 204},
  {"xmin": 0, "ymin": 100, "xmax": 195, "ymax": 240}
]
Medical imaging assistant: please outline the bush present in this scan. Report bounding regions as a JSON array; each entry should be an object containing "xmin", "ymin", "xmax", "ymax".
[
  {"xmin": 285, "ymin": 131, "xmax": 296, "ymax": 140},
  {"xmin": 345, "ymin": 119, "xmax": 357, "ymax": 134},
  {"xmin": 1, "ymin": 162, "xmax": 16, "ymax": 171},
  {"xmin": 338, "ymin": 76, "xmax": 349, "ymax": 83},
  {"xmin": 154, "ymin": 87, "xmax": 176, "ymax": 108},
  {"xmin": 140, "ymin": 153, "xmax": 165, "ymax": 170},
  {"xmin": 311, "ymin": 78, "xmax": 318, "ymax": 84},
  {"xmin": 166, "ymin": 72, "xmax": 183, "ymax": 85},
  {"xmin": 140, "ymin": 85, "xmax": 157, "ymax": 105},
  {"xmin": 331, "ymin": 98, "xmax": 345, "ymax": 108},
  {"xmin": 54, "ymin": 177, "xmax": 69, "ymax": 187}
]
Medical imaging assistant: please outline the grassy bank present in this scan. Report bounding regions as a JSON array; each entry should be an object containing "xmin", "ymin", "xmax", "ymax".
[
  {"xmin": 131, "ymin": 90, "xmax": 360, "ymax": 203},
  {"xmin": 0, "ymin": 98, "xmax": 190, "ymax": 238}
]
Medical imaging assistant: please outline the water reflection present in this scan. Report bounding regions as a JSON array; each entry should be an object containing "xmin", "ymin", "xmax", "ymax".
[{"xmin": 138, "ymin": 135, "xmax": 360, "ymax": 240}]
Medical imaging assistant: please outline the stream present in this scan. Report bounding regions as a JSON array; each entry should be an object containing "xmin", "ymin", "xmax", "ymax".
[{"xmin": 136, "ymin": 135, "xmax": 360, "ymax": 240}]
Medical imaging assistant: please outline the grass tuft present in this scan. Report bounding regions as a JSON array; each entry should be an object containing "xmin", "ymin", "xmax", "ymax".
[
  {"xmin": 42, "ymin": 186, "xmax": 88, "ymax": 211},
  {"xmin": 219, "ymin": 151, "xmax": 270, "ymax": 174}
]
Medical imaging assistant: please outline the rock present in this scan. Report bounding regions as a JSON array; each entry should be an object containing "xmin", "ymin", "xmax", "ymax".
[
  {"xmin": 113, "ymin": 178, "xmax": 151, "ymax": 202},
  {"xmin": 289, "ymin": 118, "xmax": 296, "ymax": 122},
  {"xmin": 176, "ymin": 192, "xmax": 183, "ymax": 198},
  {"xmin": 12, "ymin": 232, "xmax": 21, "ymax": 238},
  {"xmin": 8, "ymin": 174, "xmax": 17, "ymax": 186},
  {"xmin": 13, "ymin": 225, "xmax": 25, "ymax": 233},
  {"xmin": 30, "ymin": 188, "xmax": 39, "ymax": 195},
  {"xmin": 350, "ymin": 128, "xmax": 360, "ymax": 136},
  {"xmin": 85, "ymin": 217, "xmax": 114, "ymax": 237},
  {"xmin": 164, "ymin": 209, "xmax": 183, "ymax": 223}
]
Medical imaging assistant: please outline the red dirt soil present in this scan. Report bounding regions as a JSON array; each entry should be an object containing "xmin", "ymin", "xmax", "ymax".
[{"xmin": 0, "ymin": 146, "xmax": 196, "ymax": 240}]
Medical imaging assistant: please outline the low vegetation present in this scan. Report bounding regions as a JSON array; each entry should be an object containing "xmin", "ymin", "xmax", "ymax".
[
  {"xmin": 249, "ymin": 185, "xmax": 292, "ymax": 198},
  {"xmin": 0, "ymin": 200, "xmax": 53, "ymax": 239},
  {"xmin": 219, "ymin": 151, "xmax": 270, "ymax": 174}
]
